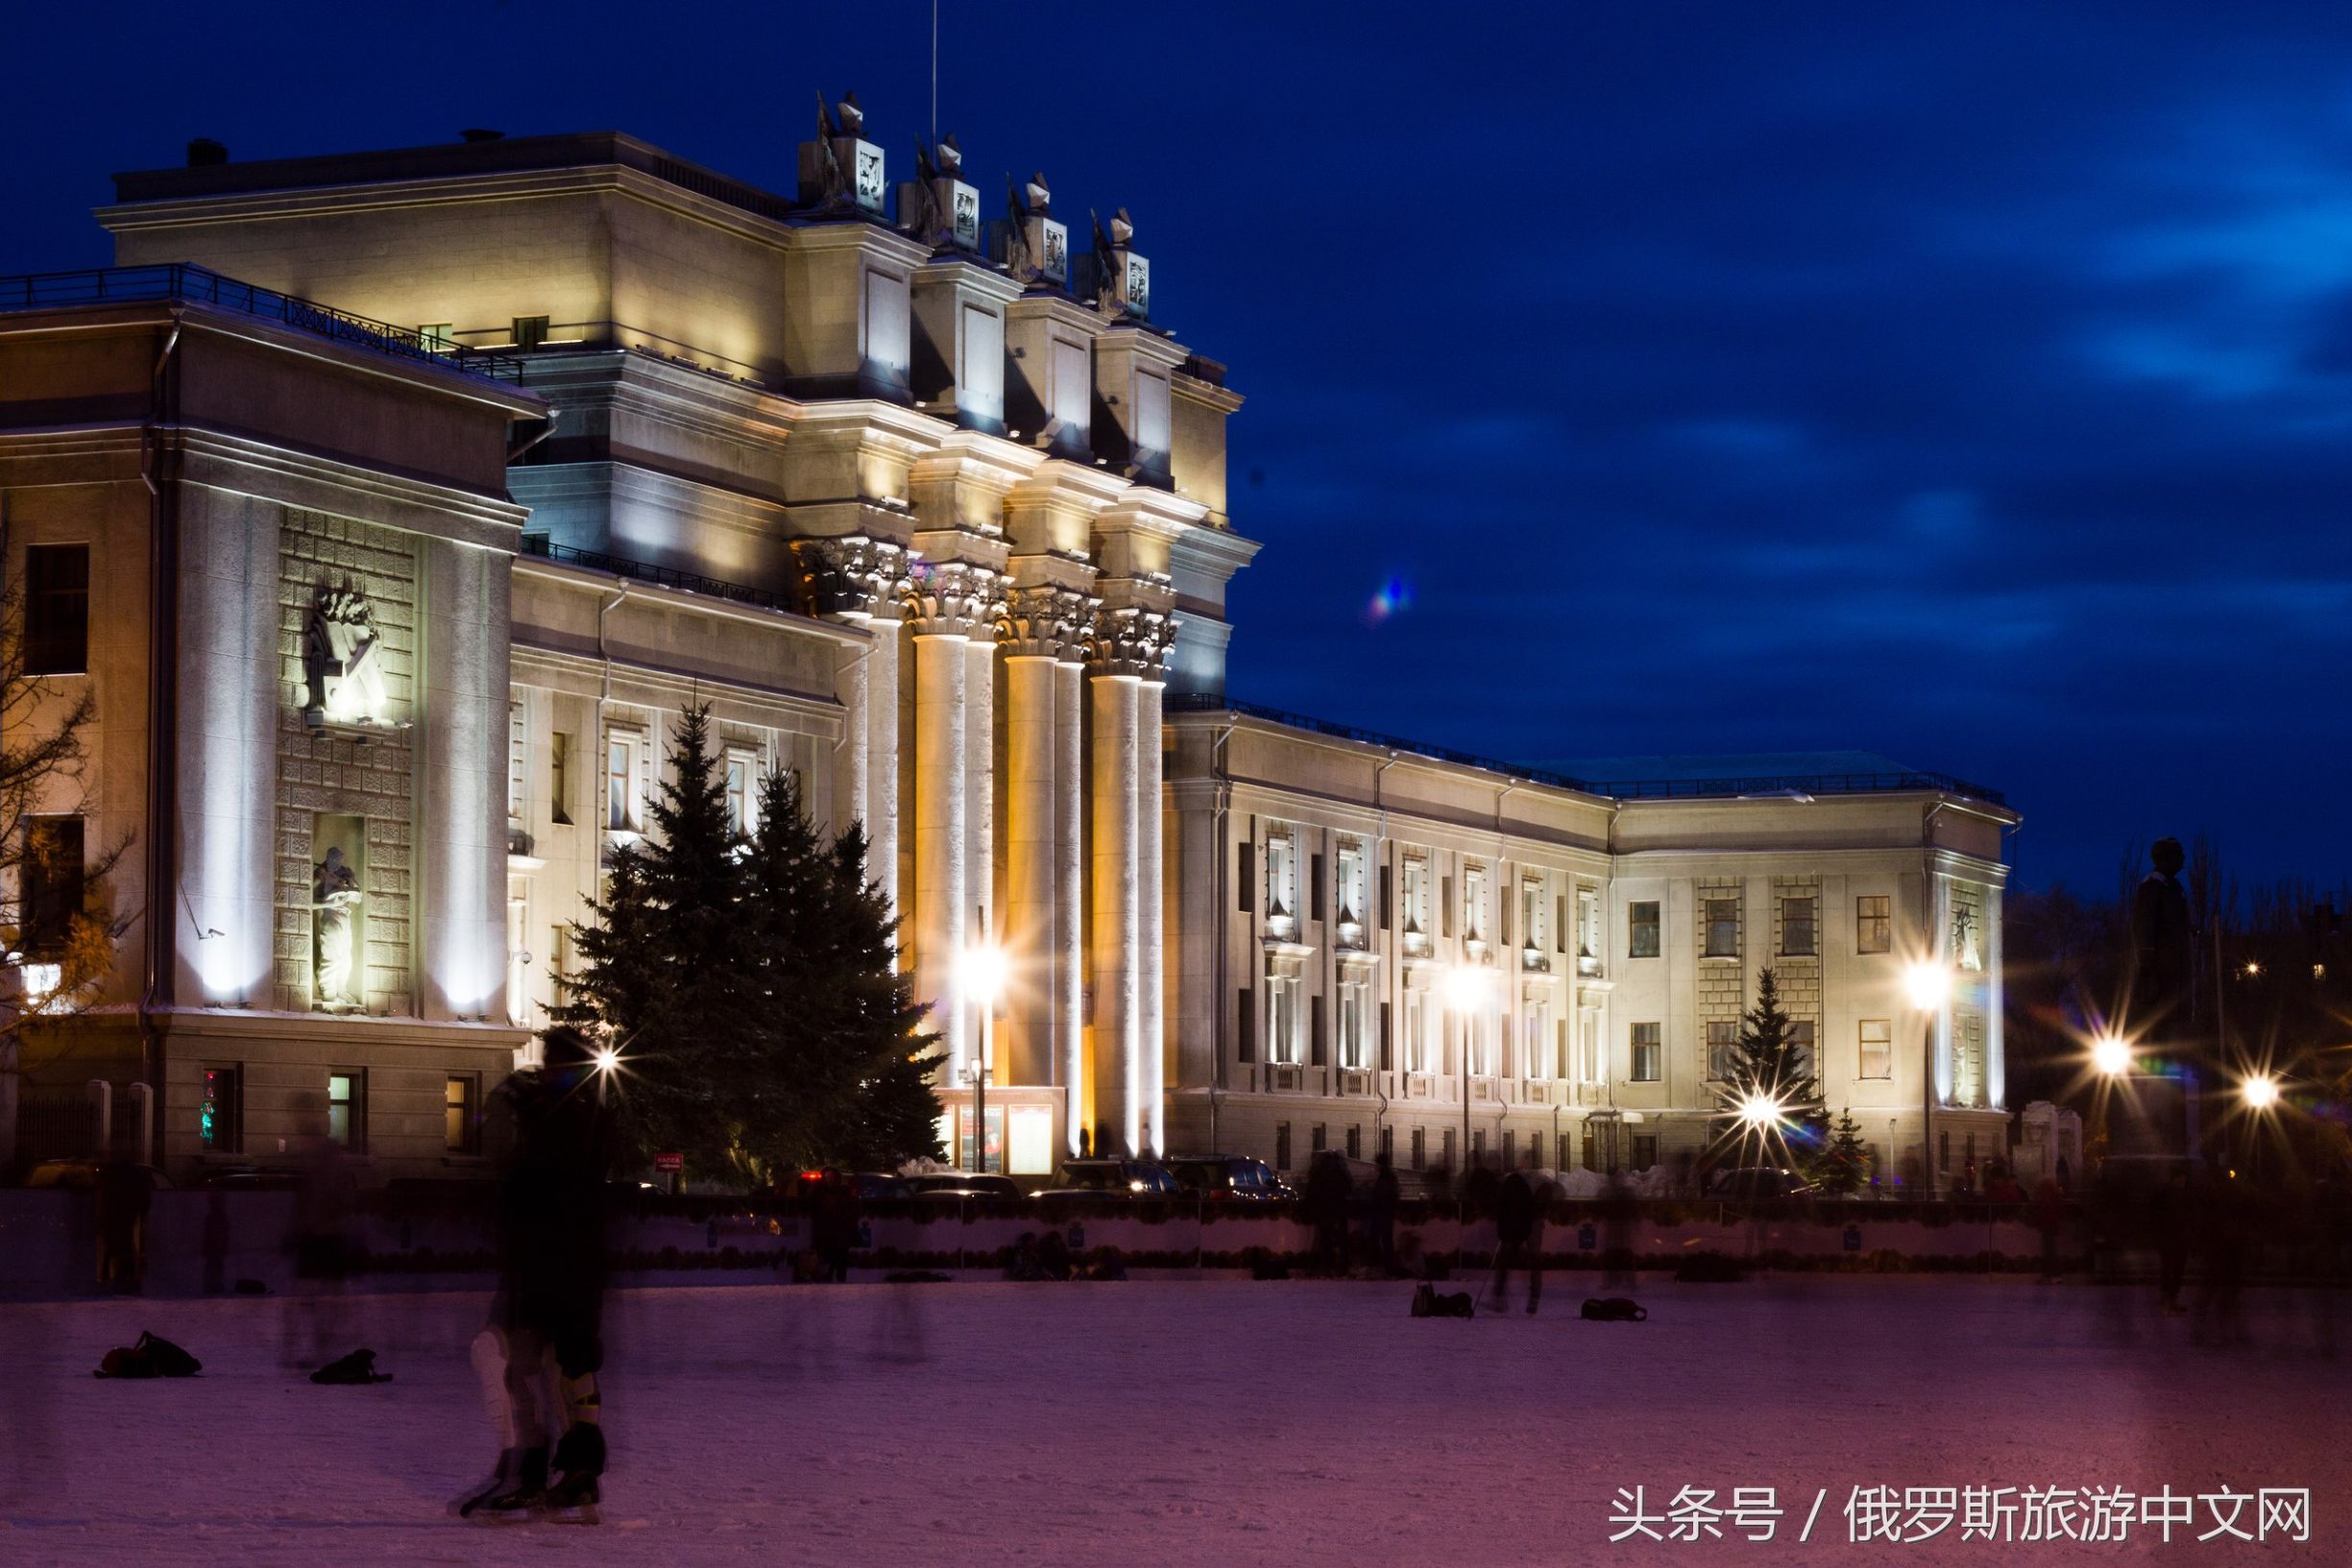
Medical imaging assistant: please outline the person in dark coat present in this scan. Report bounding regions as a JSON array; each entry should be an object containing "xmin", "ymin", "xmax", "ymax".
[
  {"xmin": 1302, "ymin": 1152, "xmax": 1353, "ymax": 1275},
  {"xmin": 1490, "ymin": 1158, "xmax": 1547, "ymax": 1315},
  {"xmin": 95, "ymin": 1160, "xmax": 154, "ymax": 1293},
  {"xmin": 1365, "ymin": 1154, "xmax": 1401, "ymax": 1275},
  {"xmin": 2150, "ymin": 1166, "xmax": 2192, "ymax": 1317},
  {"xmin": 472, "ymin": 1027, "xmax": 618, "ymax": 1515}
]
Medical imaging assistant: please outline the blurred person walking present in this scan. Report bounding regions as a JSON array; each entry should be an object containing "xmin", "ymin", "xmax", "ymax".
[{"xmin": 1488, "ymin": 1156, "xmax": 1549, "ymax": 1315}]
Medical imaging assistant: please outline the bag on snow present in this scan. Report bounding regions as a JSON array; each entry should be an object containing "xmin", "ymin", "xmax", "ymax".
[
  {"xmin": 1409, "ymin": 1283, "xmax": 1475, "ymax": 1319},
  {"xmin": 311, "ymin": 1348, "xmax": 394, "ymax": 1385},
  {"xmin": 95, "ymin": 1330, "xmax": 202, "ymax": 1379},
  {"xmin": 1580, "ymin": 1296, "xmax": 1648, "ymax": 1322}
]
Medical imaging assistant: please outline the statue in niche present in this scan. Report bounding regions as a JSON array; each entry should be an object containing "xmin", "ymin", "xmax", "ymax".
[
  {"xmin": 1952, "ymin": 903, "xmax": 1981, "ymax": 972},
  {"xmin": 311, "ymin": 844, "xmax": 363, "ymax": 1009},
  {"xmin": 304, "ymin": 584, "xmax": 386, "ymax": 728}
]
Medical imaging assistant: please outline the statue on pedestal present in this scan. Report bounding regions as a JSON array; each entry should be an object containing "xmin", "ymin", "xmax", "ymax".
[
  {"xmin": 312, "ymin": 845, "xmax": 363, "ymax": 1010},
  {"xmin": 2129, "ymin": 835, "xmax": 2194, "ymax": 1039}
]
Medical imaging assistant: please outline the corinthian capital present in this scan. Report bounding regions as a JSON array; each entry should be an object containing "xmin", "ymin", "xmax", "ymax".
[
  {"xmin": 998, "ymin": 584, "xmax": 1098, "ymax": 660},
  {"xmin": 790, "ymin": 535, "xmax": 909, "ymax": 620},
  {"xmin": 900, "ymin": 559, "xmax": 1002, "ymax": 638},
  {"xmin": 1086, "ymin": 604, "xmax": 1177, "ymax": 680}
]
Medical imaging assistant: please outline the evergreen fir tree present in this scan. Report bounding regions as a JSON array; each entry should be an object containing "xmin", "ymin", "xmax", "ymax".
[
  {"xmin": 1717, "ymin": 968, "xmax": 1828, "ymax": 1159},
  {"xmin": 1820, "ymin": 1108, "xmax": 1870, "ymax": 1194},
  {"xmin": 553, "ymin": 702, "xmax": 767, "ymax": 1181}
]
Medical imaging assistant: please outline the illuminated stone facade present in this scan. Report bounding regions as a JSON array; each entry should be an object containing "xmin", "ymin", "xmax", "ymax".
[{"xmin": 0, "ymin": 113, "xmax": 2015, "ymax": 1186}]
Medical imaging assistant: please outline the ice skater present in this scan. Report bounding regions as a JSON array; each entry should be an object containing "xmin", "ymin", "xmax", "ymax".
[
  {"xmin": 459, "ymin": 1027, "xmax": 617, "ymax": 1521},
  {"xmin": 1488, "ymin": 1155, "xmax": 1550, "ymax": 1315}
]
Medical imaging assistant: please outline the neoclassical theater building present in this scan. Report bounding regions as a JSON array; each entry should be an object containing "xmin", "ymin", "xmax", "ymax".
[{"xmin": 0, "ymin": 106, "xmax": 2016, "ymax": 1190}]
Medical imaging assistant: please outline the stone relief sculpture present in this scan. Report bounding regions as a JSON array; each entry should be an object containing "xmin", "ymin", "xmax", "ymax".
[
  {"xmin": 311, "ymin": 844, "xmax": 363, "ymax": 1009},
  {"xmin": 303, "ymin": 584, "xmax": 387, "ymax": 729}
]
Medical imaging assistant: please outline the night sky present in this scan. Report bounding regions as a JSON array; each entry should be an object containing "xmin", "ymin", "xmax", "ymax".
[{"xmin": 10, "ymin": 3, "xmax": 2349, "ymax": 894}]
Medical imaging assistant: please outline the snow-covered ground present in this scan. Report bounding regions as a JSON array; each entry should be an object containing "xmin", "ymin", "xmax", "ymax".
[{"xmin": 0, "ymin": 1277, "xmax": 2341, "ymax": 1566}]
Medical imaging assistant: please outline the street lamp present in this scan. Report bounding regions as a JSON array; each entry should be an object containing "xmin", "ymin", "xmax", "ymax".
[
  {"xmin": 958, "ymin": 941, "xmax": 1006, "ymax": 1173},
  {"xmin": 1903, "ymin": 962, "xmax": 1952, "ymax": 1197},
  {"xmin": 2241, "ymin": 1073, "xmax": 2280, "ymax": 1111},
  {"xmin": 1443, "ymin": 963, "xmax": 1491, "ymax": 1179},
  {"xmin": 2090, "ymin": 1032, "xmax": 2133, "ymax": 1077}
]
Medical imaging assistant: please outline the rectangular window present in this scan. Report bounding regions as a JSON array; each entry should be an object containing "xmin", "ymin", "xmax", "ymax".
[
  {"xmin": 1857, "ymin": 895, "xmax": 1892, "ymax": 954},
  {"xmin": 1378, "ymin": 862, "xmax": 1394, "ymax": 929},
  {"xmin": 1380, "ymin": 1125, "xmax": 1394, "ymax": 1163},
  {"xmin": 1335, "ymin": 840, "xmax": 1367, "ymax": 929},
  {"xmin": 1267, "ymin": 966, "xmax": 1302, "ymax": 1065},
  {"xmin": 1238, "ymin": 842, "xmax": 1254, "ymax": 914},
  {"xmin": 606, "ymin": 732, "xmax": 639, "ymax": 830},
  {"xmin": 1520, "ymin": 878, "xmax": 1544, "ymax": 952},
  {"xmin": 1237, "ymin": 986, "xmax": 1255, "ymax": 1063},
  {"xmin": 22, "ymin": 815, "xmax": 84, "ymax": 957},
  {"xmin": 1580, "ymin": 1014, "xmax": 1601, "ymax": 1083},
  {"xmin": 1463, "ymin": 864, "xmax": 1489, "ymax": 943},
  {"xmin": 1378, "ymin": 1000, "xmax": 1393, "ymax": 1073},
  {"xmin": 1404, "ymin": 989, "xmax": 1428, "ymax": 1073},
  {"xmin": 1338, "ymin": 977, "xmax": 1370, "ymax": 1070},
  {"xmin": 1782, "ymin": 896, "xmax": 1817, "ymax": 957},
  {"xmin": 1274, "ymin": 1122, "xmax": 1293, "ymax": 1171},
  {"xmin": 200, "ymin": 1066, "xmax": 241, "ymax": 1153},
  {"xmin": 549, "ymin": 733, "xmax": 574, "ymax": 825},
  {"xmin": 1471, "ymin": 1128, "xmax": 1486, "ymax": 1164},
  {"xmin": 507, "ymin": 701, "xmax": 528, "ymax": 827},
  {"xmin": 1411, "ymin": 1126, "xmax": 1426, "ymax": 1170},
  {"xmin": 1557, "ymin": 1132, "xmax": 1571, "ymax": 1171},
  {"xmin": 1265, "ymin": 833, "xmax": 1297, "ymax": 922},
  {"xmin": 1401, "ymin": 856, "xmax": 1429, "ymax": 935},
  {"xmin": 445, "ymin": 1074, "xmax": 478, "ymax": 1153},
  {"xmin": 1705, "ymin": 898, "xmax": 1740, "ymax": 958},
  {"xmin": 327, "ymin": 1072, "xmax": 364, "ymax": 1151},
  {"xmin": 1706, "ymin": 1020, "xmax": 1738, "ymax": 1081},
  {"xmin": 1789, "ymin": 1019, "xmax": 1816, "ymax": 1079},
  {"xmin": 1523, "ymin": 1003, "xmax": 1550, "ymax": 1079},
  {"xmin": 1632, "ymin": 1134, "xmax": 1659, "ymax": 1170},
  {"xmin": 1629, "ymin": 900, "xmax": 1661, "ymax": 958},
  {"xmin": 1310, "ymin": 854, "xmax": 1325, "ymax": 922},
  {"xmin": 1311, "ymin": 1123, "xmax": 1326, "ymax": 1155},
  {"xmin": 1858, "ymin": 1018, "xmax": 1893, "ymax": 1079},
  {"xmin": 23, "ymin": 544, "xmax": 90, "ymax": 676},
  {"xmin": 1582, "ymin": 1123, "xmax": 1598, "ymax": 1172},
  {"xmin": 1346, "ymin": 1123, "xmax": 1361, "ymax": 1160},
  {"xmin": 513, "ymin": 314, "xmax": 550, "ymax": 350},
  {"xmin": 419, "ymin": 323, "xmax": 455, "ymax": 352},
  {"xmin": 1631, "ymin": 1022, "xmax": 1662, "ymax": 1082},
  {"xmin": 1502, "ymin": 1129, "xmax": 1515, "ymax": 1169},
  {"xmin": 1442, "ymin": 1128, "xmax": 1457, "ymax": 1170},
  {"xmin": 1309, "ymin": 992, "xmax": 1327, "ymax": 1068},
  {"xmin": 547, "ymin": 925, "xmax": 570, "ymax": 1010},
  {"xmin": 724, "ymin": 752, "xmax": 753, "ymax": 837}
]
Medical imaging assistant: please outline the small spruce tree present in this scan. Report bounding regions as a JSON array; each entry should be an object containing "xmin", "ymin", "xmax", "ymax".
[
  {"xmin": 1820, "ymin": 1108, "xmax": 1870, "ymax": 1195},
  {"xmin": 1719, "ymin": 968, "xmax": 1828, "ymax": 1160}
]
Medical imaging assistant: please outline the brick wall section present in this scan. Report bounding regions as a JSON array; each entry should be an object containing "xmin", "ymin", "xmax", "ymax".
[{"xmin": 273, "ymin": 508, "xmax": 419, "ymax": 1015}]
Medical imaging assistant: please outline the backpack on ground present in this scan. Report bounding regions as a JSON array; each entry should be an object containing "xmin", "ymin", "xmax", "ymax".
[
  {"xmin": 95, "ymin": 1330, "xmax": 202, "ymax": 1379},
  {"xmin": 1581, "ymin": 1296, "xmax": 1648, "ymax": 1322},
  {"xmin": 310, "ymin": 1348, "xmax": 394, "ymax": 1385},
  {"xmin": 1409, "ymin": 1283, "xmax": 1474, "ymax": 1318}
]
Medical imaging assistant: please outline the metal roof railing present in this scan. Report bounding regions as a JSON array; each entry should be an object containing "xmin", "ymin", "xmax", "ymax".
[
  {"xmin": 0, "ymin": 263, "xmax": 528, "ymax": 385},
  {"xmin": 1167, "ymin": 693, "xmax": 2004, "ymax": 806}
]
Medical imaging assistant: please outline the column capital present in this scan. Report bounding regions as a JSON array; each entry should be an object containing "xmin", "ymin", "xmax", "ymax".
[
  {"xmin": 1087, "ymin": 603, "xmax": 1177, "ymax": 680},
  {"xmin": 901, "ymin": 558, "xmax": 1003, "ymax": 638},
  {"xmin": 999, "ymin": 583, "xmax": 1099, "ymax": 662},
  {"xmin": 790, "ymin": 534, "xmax": 910, "ymax": 621}
]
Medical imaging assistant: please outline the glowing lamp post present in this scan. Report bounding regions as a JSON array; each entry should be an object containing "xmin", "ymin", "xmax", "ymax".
[
  {"xmin": 1443, "ymin": 963, "xmax": 1491, "ymax": 1181},
  {"xmin": 2090, "ymin": 1032, "xmax": 2133, "ymax": 1077},
  {"xmin": 958, "ymin": 940, "xmax": 1007, "ymax": 1173},
  {"xmin": 2241, "ymin": 1073, "xmax": 2280, "ymax": 1111},
  {"xmin": 1903, "ymin": 962, "xmax": 1952, "ymax": 1197}
]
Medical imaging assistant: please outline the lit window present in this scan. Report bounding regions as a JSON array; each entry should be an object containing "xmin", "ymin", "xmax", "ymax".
[
  {"xmin": 1335, "ymin": 840, "xmax": 1367, "ymax": 936},
  {"xmin": 1523, "ymin": 1002, "xmax": 1550, "ymax": 1079},
  {"xmin": 724, "ymin": 753, "xmax": 753, "ymax": 837},
  {"xmin": 1789, "ymin": 1019, "xmax": 1816, "ymax": 1079},
  {"xmin": 1857, "ymin": 895, "xmax": 1891, "ymax": 955},
  {"xmin": 1705, "ymin": 898, "xmax": 1740, "ymax": 958},
  {"xmin": 419, "ymin": 323, "xmax": 455, "ymax": 352},
  {"xmin": 1266, "ymin": 961, "xmax": 1302, "ymax": 1064},
  {"xmin": 1337, "ymin": 976, "xmax": 1370, "ymax": 1069},
  {"xmin": 1707, "ymin": 1020, "xmax": 1738, "ymax": 1081},
  {"xmin": 1404, "ymin": 988, "xmax": 1429, "ymax": 1073},
  {"xmin": 1782, "ymin": 896, "xmax": 1817, "ymax": 957},
  {"xmin": 1858, "ymin": 1019, "xmax": 1893, "ymax": 1078},
  {"xmin": 1264, "ymin": 832, "xmax": 1297, "ymax": 922},
  {"xmin": 1629, "ymin": 901, "xmax": 1661, "ymax": 959},
  {"xmin": 1463, "ymin": 864, "xmax": 1489, "ymax": 944},
  {"xmin": 445, "ymin": 1075, "xmax": 477, "ymax": 1152},
  {"xmin": 1631, "ymin": 1022, "xmax": 1662, "ymax": 1082},
  {"xmin": 1401, "ymin": 856, "xmax": 1430, "ymax": 941},
  {"xmin": 1520, "ymin": 878, "xmax": 1544, "ymax": 952},
  {"xmin": 606, "ymin": 732, "xmax": 640, "ymax": 831},
  {"xmin": 327, "ymin": 1072, "xmax": 363, "ymax": 1150}
]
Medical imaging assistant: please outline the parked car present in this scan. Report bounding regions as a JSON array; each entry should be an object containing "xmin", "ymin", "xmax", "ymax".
[
  {"xmin": 22, "ymin": 1160, "xmax": 175, "ymax": 1191},
  {"xmin": 1030, "ymin": 1159, "xmax": 1181, "ymax": 1199},
  {"xmin": 1705, "ymin": 1166, "xmax": 1815, "ymax": 1199},
  {"xmin": 907, "ymin": 1173, "xmax": 1023, "ymax": 1200},
  {"xmin": 1164, "ymin": 1154, "xmax": 1288, "ymax": 1201},
  {"xmin": 850, "ymin": 1171, "xmax": 912, "ymax": 1201}
]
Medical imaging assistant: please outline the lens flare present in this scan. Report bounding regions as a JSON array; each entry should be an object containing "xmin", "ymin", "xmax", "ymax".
[
  {"xmin": 1363, "ymin": 575, "xmax": 1415, "ymax": 625},
  {"xmin": 2090, "ymin": 1034, "xmax": 2131, "ymax": 1075}
]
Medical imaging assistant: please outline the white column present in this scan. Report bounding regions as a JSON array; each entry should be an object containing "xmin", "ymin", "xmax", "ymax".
[
  {"xmin": 1004, "ymin": 651, "xmax": 1057, "ymax": 1087},
  {"xmin": 1984, "ymin": 884, "xmax": 2005, "ymax": 1110},
  {"xmin": 1135, "ymin": 666, "xmax": 1168, "ymax": 1156},
  {"xmin": 832, "ymin": 619, "xmax": 870, "ymax": 842},
  {"xmin": 965, "ymin": 630, "xmax": 997, "ymax": 950},
  {"xmin": 914, "ymin": 631, "xmax": 969, "ymax": 1083},
  {"xmin": 864, "ymin": 613, "xmax": 902, "ymax": 916},
  {"xmin": 1055, "ymin": 653, "xmax": 1087, "ymax": 1151},
  {"xmin": 1090, "ymin": 663, "xmax": 1143, "ymax": 1158}
]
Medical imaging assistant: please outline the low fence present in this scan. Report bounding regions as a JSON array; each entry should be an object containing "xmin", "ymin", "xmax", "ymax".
[{"xmin": 0, "ymin": 1186, "xmax": 2230, "ymax": 1300}]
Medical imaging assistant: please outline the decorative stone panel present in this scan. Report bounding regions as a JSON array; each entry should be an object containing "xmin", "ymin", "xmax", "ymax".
[{"xmin": 273, "ymin": 508, "xmax": 417, "ymax": 1015}]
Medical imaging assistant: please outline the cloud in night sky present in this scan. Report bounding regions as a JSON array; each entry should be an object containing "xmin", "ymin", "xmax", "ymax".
[{"xmin": 8, "ymin": 0, "xmax": 2351, "ymax": 890}]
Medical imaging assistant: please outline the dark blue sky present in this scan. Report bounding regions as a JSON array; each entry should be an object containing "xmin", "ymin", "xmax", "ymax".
[{"xmin": 11, "ymin": 3, "xmax": 2349, "ymax": 893}]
